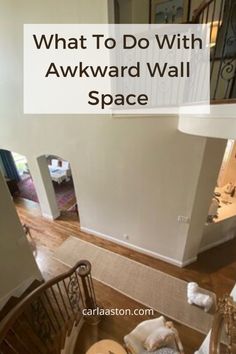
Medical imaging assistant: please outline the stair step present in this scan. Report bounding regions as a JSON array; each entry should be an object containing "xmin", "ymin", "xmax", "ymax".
[{"xmin": 0, "ymin": 279, "xmax": 43, "ymax": 322}]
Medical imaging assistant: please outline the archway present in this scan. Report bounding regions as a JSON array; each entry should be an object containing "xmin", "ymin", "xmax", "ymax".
[
  {"xmin": 206, "ymin": 140, "xmax": 235, "ymax": 224},
  {"xmin": 45, "ymin": 154, "xmax": 79, "ymax": 219},
  {"xmin": 199, "ymin": 139, "xmax": 236, "ymax": 254},
  {"xmin": 0, "ymin": 149, "xmax": 39, "ymax": 203}
]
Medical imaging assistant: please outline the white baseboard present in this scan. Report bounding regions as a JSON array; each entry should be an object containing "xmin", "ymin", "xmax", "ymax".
[
  {"xmin": 80, "ymin": 226, "xmax": 194, "ymax": 268},
  {"xmin": 199, "ymin": 233, "xmax": 235, "ymax": 254},
  {"xmin": 42, "ymin": 211, "xmax": 60, "ymax": 220},
  {"xmin": 0, "ymin": 272, "xmax": 43, "ymax": 310},
  {"xmin": 181, "ymin": 256, "xmax": 198, "ymax": 267}
]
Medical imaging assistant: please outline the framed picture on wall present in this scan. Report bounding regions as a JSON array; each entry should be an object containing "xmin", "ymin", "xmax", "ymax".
[{"xmin": 151, "ymin": 0, "xmax": 190, "ymax": 24}]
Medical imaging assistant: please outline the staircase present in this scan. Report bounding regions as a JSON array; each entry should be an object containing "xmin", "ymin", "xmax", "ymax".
[
  {"xmin": 0, "ymin": 260, "xmax": 97, "ymax": 354},
  {"xmin": 0, "ymin": 280, "xmax": 43, "ymax": 323},
  {"xmin": 192, "ymin": 0, "xmax": 236, "ymax": 102}
]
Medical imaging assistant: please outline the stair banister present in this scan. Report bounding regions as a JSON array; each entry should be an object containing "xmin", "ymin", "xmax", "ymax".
[{"xmin": 0, "ymin": 260, "xmax": 97, "ymax": 353}]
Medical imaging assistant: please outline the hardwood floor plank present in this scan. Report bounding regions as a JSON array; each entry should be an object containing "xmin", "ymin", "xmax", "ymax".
[
  {"xmin": 13, "ymin": 197, "xmax": 236, "ymax": 353},
  {"xmin": 15, "ymin": 197, "xmax": 236, "ymax": 297}
]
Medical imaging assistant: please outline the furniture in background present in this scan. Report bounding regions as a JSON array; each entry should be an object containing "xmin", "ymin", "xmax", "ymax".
[
  {"xmin": 51, "ymin": 158, "xmax": 59, "ymax": 168},
  {"xmin": 22, "ymin": 223, "xmax": 37, "ymax": 257},
  {"xmin": 48, "ymin": 159, "xmax": 71, "ymax": 183},
  {"xmin": 124, "ymin": 317, "xmax": 183, "ymax": 354},
  {"xmin": 207, "ymin": 196, "xmax": 220, "ymax": 223},
  {"xmin": 61, "ymin": 160, "xmax": 71, "ymax": 177},
  {"xmin": 50, "ymin": 170, "xmax": 68, "ymax": 184}
]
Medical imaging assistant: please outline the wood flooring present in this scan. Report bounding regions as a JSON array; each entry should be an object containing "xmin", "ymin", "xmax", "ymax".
[{"xmin": 14, "ymin": 197, "xmax": 236, "ymax": 353}]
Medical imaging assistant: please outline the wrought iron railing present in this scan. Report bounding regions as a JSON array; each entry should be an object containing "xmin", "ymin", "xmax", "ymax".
[
  {"xmin": 193, "ymin": 0, "xmax": 236, "ymax": 102},
  {"xmin": 0, "ymin": 260, "xmax": 97, "ymax": 354}
]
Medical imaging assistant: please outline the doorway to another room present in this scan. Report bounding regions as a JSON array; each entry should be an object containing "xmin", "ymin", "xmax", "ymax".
[
  {"xmin": 46, "ymin": 155, "xmax": 79, "ymax": 217},
  {"xmin": 0, "ymin": 150, "xmax": 79, "ymax": 220},
  {"xmin": 0, "ymin": 149, "xmax": 38, "ymax": 203},
  {"xmin": 13, "ymin": 152, "xmax": 37, "ymax": 202},
  {"xmin": 198, "ymin": 140, "xmax": 236, "ymax": 254},
  {"xmin": 207, "ymin": 140, "xmax": 236, "ymax": 223}
]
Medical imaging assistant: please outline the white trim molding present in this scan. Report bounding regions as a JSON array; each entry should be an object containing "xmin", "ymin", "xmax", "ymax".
[
  {"xmin": 42, "ymin": 211, "xmax": 60, "ymax": 220},
  {"xmin": 180, "ymin": 256, "xmax": 198, "ymax": 267},
  {"xmin": 199, "ymin": 233, "xmax": 235, "ymax": 254},
  {"xmin": 80, "ymin": 226, "xmax": 196, "ymax": 268}
]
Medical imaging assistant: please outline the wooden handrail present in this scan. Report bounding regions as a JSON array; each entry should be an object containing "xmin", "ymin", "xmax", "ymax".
[
  {"xmin": 0, "ymin": 260, "xmax": 97, "ymax": 353},
  {"xmin": 211, "ymin": 99, "xmax": 236, "ymax": 105}
]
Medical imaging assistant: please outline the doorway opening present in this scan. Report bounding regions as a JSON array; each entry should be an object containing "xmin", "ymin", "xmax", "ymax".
[
  {"xmin": 46, "ymin": 155, "xmax": 79, "ymax": 217},
  {"xmin": 207, "ymin": 140, "xmax": 236, "ymax": 223},
  {"xmin": 0, "ymin": 149, "xmax": 38, "ymax": 203}
]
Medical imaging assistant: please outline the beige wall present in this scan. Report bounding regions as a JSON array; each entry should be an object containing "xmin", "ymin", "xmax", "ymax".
[
  {"xmin": 181, "ymin": 138, "xmax": 226, "ymax": 263},
  {"xmin": 0, "ymin": 0, "xmax": 229, "ymax": 267},
  {"xmin": 0, "ymin": 172, "xmax": 41, "ymax": 308}
]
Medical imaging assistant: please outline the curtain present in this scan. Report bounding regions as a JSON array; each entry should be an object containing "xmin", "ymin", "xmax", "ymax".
[{"xmin": 0, "ymin": 150, "xmax": 20, "ymax": 182}]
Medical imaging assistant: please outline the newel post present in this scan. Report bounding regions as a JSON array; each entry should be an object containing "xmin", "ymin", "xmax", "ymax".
[{"xmin": 77, "ymin": 260, "xmax": 97, "ymax": 309}]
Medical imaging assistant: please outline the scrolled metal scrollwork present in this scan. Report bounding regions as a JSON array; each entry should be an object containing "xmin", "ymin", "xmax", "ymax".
[
  {"xmin": 220, "ymin": 59, "xmax": 236, "ymax": 81},
  {"xmin": 215, "ymin": 0, "xmax": 236, "ymax": 99},
  {"xmin": 67, "ymin": 273, "xmax": 82, "ymax": 312}
]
